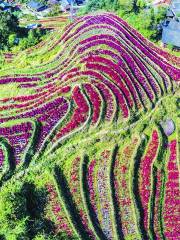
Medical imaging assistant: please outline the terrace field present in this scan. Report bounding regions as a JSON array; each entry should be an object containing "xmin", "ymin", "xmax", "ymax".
[{"xmin": 0, "ymin": 12, "xmax": 179, "ymax": 240}]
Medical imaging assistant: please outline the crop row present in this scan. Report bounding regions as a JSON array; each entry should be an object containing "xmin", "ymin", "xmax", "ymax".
[
  {"xmin": 163, "ymin": 139, "xmax": 179, "ymax": 239},
  {"xmin": 48, "ymin": 127, "xmax": 179, "ymax": 239}
]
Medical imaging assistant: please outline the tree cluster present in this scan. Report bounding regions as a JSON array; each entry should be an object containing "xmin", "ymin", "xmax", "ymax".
[
  {"xmin": 0, "ymin": 11, "xmax": 46, "ymax": 51},
  {"xmin": 0, "ymin": 12, "xmax": 19, "ymax": 50},
  {"xmin": 80, "ymin": 0, "xmax": 143, "ymax": 14},
  {"xmin": 80, "ymin": 0, "xmax": 167, "ymax": 42}
]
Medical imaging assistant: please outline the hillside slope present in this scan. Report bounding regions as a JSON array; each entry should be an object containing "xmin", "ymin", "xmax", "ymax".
[{"xmin": 0, "ymin": 12, "xmax": 179, "ymax": 240}]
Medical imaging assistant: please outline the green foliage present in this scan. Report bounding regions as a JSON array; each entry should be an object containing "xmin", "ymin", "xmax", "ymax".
[
  {"xmin": 37, "ymin": 0, "xmax": 48, "ymax": 6},
  {"xmin": 0, "ymin": 12, "xmax": 19, "ymax": 33},
  {"xmin": 121, "ymin": 10, "xmax": 157, "ymax": 40},
  {"xmin": 0, "ymin": 181, "xmax": 55, "ymax": 239},
  {"xmin": 0, "ymin": 12, "xmax": 19, "ymax": 50},
  {"xmin": 28, "ymin": 29, "xmax": 40, "ymax": 45},
  {"xmin": 118, "ymin": 0, "xmax": 137, "ymax": 13},
  {"xmin": 47, "ymin": 4, "xmax": 62, "ymax": 17},
  {"xmin": 118, "ymin": 5, "xmax": 168, "ymax": 41},
  {"xmin": 18, "ymin": 38, "xmax": 29, "ymax": 50},
  {"xmin": 80, "ymin": 0, "xmax": 167, "ymax": 42},
  {"xmin": 8, "ymin": 34, "xmax": 17, "ymax": 48},
  {"xmin": 153, "ymin": 6, "xmax": 167, "ymax": 24},
  {"xmin": 136, "ymin": 0, "xmax": 147, "ymax": 9},
  {"xmin": 0, "ymin": 182, "xmax": 28, "ymax": 239},
  {"xmin": 0, "ymin": 91, "xmax": 178, "ymax": 238},
  {"xmin": 18, "ymin": 28, "xmax": 45, "ymax": 50},
  {"xmin": 17, "ymin": 0, "xmax": 29, "ymax": 3},
  {"xmin": 80, "ymin": 0, "xmax": 148, "ymax": 15},
  {"xmin": 0, "ymin": 9, "xmax": 179, "ymax": 239},
  {"xmin": 21, "ymin": 14, "xmax": 38, "ymax": 21},
  {"xmin": 18, "ymin": 0, "xmax": 48, "ymax": 6},
  {"xmin": 79, "ymin": 0, "xmax": 120, "ymax": 14},
  {"xmin": 167, "ymin": 43, "xmax": 174, "ymax": 51},
  {"xmin": 153, "ymin": 107, "xmax": 167, "ymax": 124},
  {"xmin": 0, "ymin": 8, "xmax": 46, "ymax": 51}
]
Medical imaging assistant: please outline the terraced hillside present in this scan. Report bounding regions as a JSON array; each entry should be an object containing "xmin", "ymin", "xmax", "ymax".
[{"xmin": 0, "ymin": 12, "xmax": 179, "ymax": 240}]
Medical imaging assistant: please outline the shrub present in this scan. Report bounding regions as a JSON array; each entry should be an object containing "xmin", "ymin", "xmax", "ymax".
[
  {"xmin": 8, "ymin": 34, "xmax": 17, "ymax": 48},
  {"xmin": 0, "ymin": 181, "xmax": 55, "ymax": 239},
  {"xmin": 47, "ymin": 4, "xmax": 62, "ymax": 17},
  {"xmin": 0, "ymin": 11, "xmax": 19, "ymax": 50},
  {"xmin": 79, "ymin": 0, "xmax": 120, "ymax": 14}
]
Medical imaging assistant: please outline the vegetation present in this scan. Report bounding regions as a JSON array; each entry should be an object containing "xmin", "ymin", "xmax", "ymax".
[
  {"xmin": 47, "ymin": 4, "xmax": 62, "ymax": 17},
  {"xmin": 0, "ymin": 7, "xmax": 179, "ymax": 240},
  {"xmin": 0, "ymin": 11, "xmax": 19, "ymax": 50},
  {"xmin": 0, "ymin": 11, "xmax": 46, "ymax": 51},
  {"xmin": 18, "ymin": 28, "xmax": 47, "ymax": 50},
  {"xmin": 18, "ymin": 0, "xmax": 47, "ymax": 5},
  {"xmin": 0, "ymin": 181, "xmax": 55, "ymax": 239},
  {"xmin": 79, "ymin": 0, "xmax": 120, "ymax": 13},
  {"xmin": 79, "ymin": 0, "xmax": 167, "ymax": 42},
  {"xmin": 119, "ymin": 6, "xmax": 167, "ymax": 41},
  {"xmin": 0, "ymin": 93, "xmax": 179, "ymax": 239}
]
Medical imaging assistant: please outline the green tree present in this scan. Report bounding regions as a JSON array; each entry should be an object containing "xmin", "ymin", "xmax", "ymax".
[
  {"xmin": 118, "ymin": 0, "xmax": 147, "ymax": 13},
  {"xmin": 0, "ymin": 12, "xmax": 19, "ymax": 50},
  {"xmin": 19, "ymin": 38, "xmax": 29, "ymax": 50},
  {"xmin": 154, "ymin": 6, "xmax": 167, "ymax": 24},
  {"xmin": 47, "ymin": 4, "xmax": 61, "ymax": 17},
  {"xmin": 18, "ymin": 28, "xmax": 44, "ymax": 50},
  {"xmin": 80, "ymin": 0, "xmax": 147, "ymax": 15},
  {"xmin": 0, "ymin": 181, "xmax": 55, "ymax": 239},
  {"xmin": 80, "ymin": 0, "xmax": 120, "ymax": 14},
  {"xmin": 28, "ymin": 29, "xmax": 39, "ymax": 46},
  {"xmin": 118, "ymin": 0, "xmax": 136, "ymax": 12},
  {"xmin": 8, "ymin": 34, "xmax": 17, "ymax": 48},
  {"xmin": 136, "ymin": 0, "xmax": 146, "ymax": 9}
]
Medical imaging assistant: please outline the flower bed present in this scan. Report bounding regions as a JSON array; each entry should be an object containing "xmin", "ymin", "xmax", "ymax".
[
  {"xmin": 0, "ymin": 121, "xmax": 34, "ymax": 165},
  {"xmin": 87, "ymin": 150, "xmax": 117, "ymax": 239},
  {"xmin": 114, "ymin": 138, "xmax": 141, "ymax": 239},
  {"xmin": 93, "ymin": 81, "xmax": 116, "ymax": 122},
  {"xmin": 54, "ymin": 86, "xmax": 89, "ymax": 140},
  {"xmin": 68, "ymin": 156, "xmax": 95, "ymax": 239},
  {"xmin": 0, "ymin": 13, "xmax": 179, "ymax": 238},
  {"xmin": 46, "ymin": 183, "xmax": 73, "ymax": 236},
  {"xmin": 138, "ymin": 130, "xmax": 159, "ymax": 233},
  {"xmin": 163, "ymin": 139, "xmax": 180, "ymax": 239},
  {"xmin": 83, "ymin": 83, "xmax": 102, "ymax": 125},
  {"xmin": 0, "ymin": 147, "xmax": 4, "ymax": 167},
  {"xmin": 153, "ymin": 168, "xmax": 163, "ymax": 240}
]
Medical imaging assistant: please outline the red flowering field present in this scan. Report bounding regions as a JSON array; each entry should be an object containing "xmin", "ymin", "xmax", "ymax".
[{"xmin": 0, "ymin": 12, "xmax": 179, "ymax": 239}]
